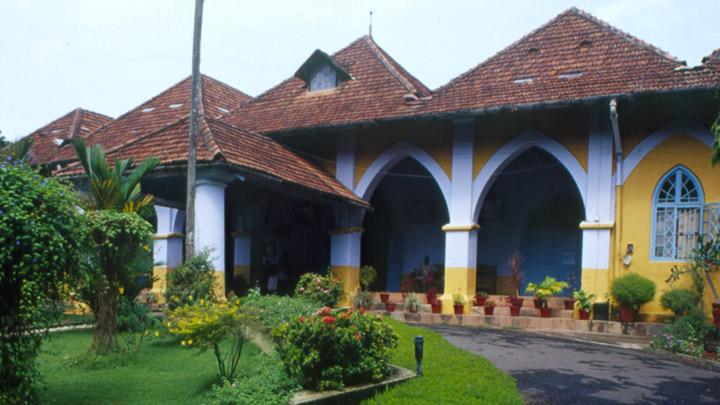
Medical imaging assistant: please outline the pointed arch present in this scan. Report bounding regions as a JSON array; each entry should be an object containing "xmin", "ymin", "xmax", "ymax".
[
  {"xmin": 354, "ymin": 141, "xmax": 451, "ymax": 210},
  {"xmin": 472, "ymin": 130, "xmax": 587, "ymax": 221},
  {"xmin": 622, "ymin": 121, "xmax": 714, "ymax": 184}
]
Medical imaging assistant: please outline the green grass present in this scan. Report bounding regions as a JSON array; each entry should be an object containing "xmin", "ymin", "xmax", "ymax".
[
  {"xmin": 365, "ymin": 319, "xmax": 523, "ymax": 404},
  {"xmin": 39, "ymin": 330, "xmax": 260, "ymax": 404}
]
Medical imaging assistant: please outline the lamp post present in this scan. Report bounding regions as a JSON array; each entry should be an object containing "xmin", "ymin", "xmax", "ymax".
[{"xmin": 414, "ymin": 335, "xmax": 424, "ymax": 376}]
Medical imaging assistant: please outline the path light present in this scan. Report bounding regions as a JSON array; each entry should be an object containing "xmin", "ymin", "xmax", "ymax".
[{"xmin": 414, "ymin": 335, "xmax": 424, "ymax": 376}]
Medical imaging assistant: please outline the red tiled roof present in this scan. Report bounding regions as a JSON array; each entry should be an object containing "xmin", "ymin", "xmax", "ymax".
[
  {"xmin": 222, "ymin": 36, "xmax": 432, "ymax": 134},
  {"xmin": 52, "ymin": 74, "xmax": 251, "ymax": 162},
  {"xmin": 59, "ymin": 114, "xmax": 366, "ymax": 206},
  {"xmin": 427, "ymin": 7, "xmax": 720, "ymax": 114},
  {"xmin": 24, "ymin": 108, "xmax": 112, "ymax": 165}
]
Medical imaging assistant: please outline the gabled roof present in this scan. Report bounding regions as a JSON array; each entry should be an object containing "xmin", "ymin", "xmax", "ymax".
[
  {"xmin": 58, "ymin": 113, "xmax": 366, "ymax": 206},
  {"xmin": 23, "ymin": 108, "xmax": 112, "ymax": 165},
  {"xmin": 223, "ymin": 35, "xmax": 432, "ymax": 134},
  {"xmin": 52, "ymin": 74, "xmax": 251, "ymax": 163},
  {"xmin": 295, "ymin": 49, "xmax": 352, "ymax": 84},
  {"xmin": 427, "ymin": 7, "xmax": 720, "ymax": 114}
]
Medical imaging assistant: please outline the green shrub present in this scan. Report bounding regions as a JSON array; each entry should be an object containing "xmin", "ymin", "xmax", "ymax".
[
  {"xmin": 660, "ymin": 288, "xmax": 699, "ymax": 317},
  {"xmin": 360, "ymin": 265, "xmax": 377, "ymax": 291},
  {"xmin": 354, "ymin": 290, "xmax": 374, "ymax": 309},
  {"xmin": 0, "ymin": 160, "xmax": 88, "ymax": 403},
  {"xmin": 404, "ymin": 293, "xmax": 421, "ymax": 313},
  {"xmin": 652, "ymin": 308, "xmax": 714, "ymax": 357},
  {"xmin": 243, "ymin": 295, "xmax": 321, "ymax": 331},
  {"xmin": 165, "ymin": 249, "xmax": 217, "ymax": 310},
  {"xmin": 610, "ymin": 273, "xmax": 656, "ymax": 310},
  {"xmin": 294, "ymin": 272, "xmax": 343, "ymax": 307},
  {"xmin": 208, "ymin": 353, "xmax": 300, "ymax": 405},
  {"xmin": 274, "ymin": 307, "xmax": 399, "ymax": 390}
]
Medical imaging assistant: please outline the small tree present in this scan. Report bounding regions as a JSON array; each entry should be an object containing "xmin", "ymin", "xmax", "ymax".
[
  {"xmin": 1, "ymin": 159, "xmax": 87, "ymax": 402},
  {"xmin": 165, "ymin": 249, "xmax": 217, "ymax": 309}
]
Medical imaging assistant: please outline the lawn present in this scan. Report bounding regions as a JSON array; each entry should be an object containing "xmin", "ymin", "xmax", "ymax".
[
  {"xmin": 365, "ymin": 318, "xmax": 524, "ymax": 404},
  {"xmin": 39, "ymin": 318, "xmax": 522, "ymax": 404}
]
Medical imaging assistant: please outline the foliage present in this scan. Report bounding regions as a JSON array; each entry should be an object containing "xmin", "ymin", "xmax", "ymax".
[
  {"xmin": 0, "ymin": 137, "xmax": 34, "ymax": 163},
  {"xmin": 166, "ymin": 297, "xmax": 259, "ymax": 380},
  {"xmin": 273, "ymin": 307, "xmax": 399, "ymax": 390},
  {"xmin": 525, "ymin": 276, "xmax": 568, "ymax": 305},
  {"xmin": 484, "ymin": 299, "xmax": 496, "ymax": 308},
  {"xmin": 610, "ymin": 273, "xmax": 656, "ymax": 310},
  {"xmin": 116, "ymin": 296, "xmax": 159, "ymax": 351},
  {"xmin": 165, "ymin": 249, "xmax": 217, "ymax": 309},
  {"xmin": 360, "ymin": 265, "xmax": 377, "ymax": 291},
  {"xmin": 207, "ymin": 353, "xmax": 300, "ymax": 405},
  {"xmin": 354, "ymin": 290, "xmax": 375, "ymax": 310},
  {"xmin": 294, "ymin": 272, "xmax": 343, "ymax": 307},
  {"xmin": 660, "ymin": 288, "xmax": 700, "ymax": 317},
  {"xmin": 0, "ymin": 160, "xmax": 88, "ymax": 403},
  {"xmin": 243, "ymin": 294, "xmax": 321, "ymax": 331},
  {"xmin": 667, "ymin": 237, "xmax": 720, "ymax": 308},
  {"xmin": 651, "ymin": 308, "xmax": 714, "ymax": 357},
  {"xmin": 452, "ymin": 293, "xmax": 466, "ymax": 306},
  {"xmin": 365, "ymin": 319, "xmax": 523, "ymax": 404},
  {"xmin": 711, "ymin": 112, "xmax": 720, "ymax": 166},
  {"xmin": 404, "ymin": 292, "xmax": 421, "ymax": 313},
  {"xmin": 476, "ymin": 291, "xmax": 489, "ymax": 298},
  {"xmin": 573, "ymin": 290, "xmax": 596, "ymax": 312}
]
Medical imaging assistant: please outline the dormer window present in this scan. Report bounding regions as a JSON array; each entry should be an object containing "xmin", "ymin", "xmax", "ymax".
[{"xmin": 309, "ymin": 64, "xmax": 337, "ymax": 91}]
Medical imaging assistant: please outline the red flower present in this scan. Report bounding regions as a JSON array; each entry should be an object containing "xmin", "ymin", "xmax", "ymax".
[
  {"xmin": 322, "ymin": 316, "xmax": 336, "ymax": 324},
  {"xmin": 298, "ymin": 316, "xmax": 305, "ymax": 322},
  {"xmin": 318, "ymin": 306, "xmax": 333, "ymax": 316},
  {"xmin": 355, "ymin": 332, "xmax": 362, "ymax": 341},
  {"xmin": 359, "ymin": 307, "xmax": 366, "ymax": 315}
]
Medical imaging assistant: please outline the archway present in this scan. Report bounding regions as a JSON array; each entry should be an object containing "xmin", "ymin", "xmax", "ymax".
[
  {"xmin": 361, "ymin": 157, "xmax": 449, "ymax": 291},
  {"xmin": 475, "ymin": 147, "xmax": 585, "ymax": 294}
]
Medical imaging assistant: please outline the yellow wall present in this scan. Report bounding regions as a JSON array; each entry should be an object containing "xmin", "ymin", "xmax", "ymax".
[{"xmin": 619, "ymin": 133, "xmax": 719, "ymax": 319}]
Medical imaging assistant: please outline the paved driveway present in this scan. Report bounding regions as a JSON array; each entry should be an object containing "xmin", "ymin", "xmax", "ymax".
[{"xmin": 427, "ymin": 325, "xmax": 720, "ymax": 404}]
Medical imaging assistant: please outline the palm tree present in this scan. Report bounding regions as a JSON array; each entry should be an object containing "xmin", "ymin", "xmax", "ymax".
[{"xmin": 72, "ymin": 139, "xmax": 160, "ymax": 353}]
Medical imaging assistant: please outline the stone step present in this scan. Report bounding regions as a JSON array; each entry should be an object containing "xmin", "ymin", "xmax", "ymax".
[{"xmin": 472, "ymin": 306, "xmax": 574, "ymax": 318}]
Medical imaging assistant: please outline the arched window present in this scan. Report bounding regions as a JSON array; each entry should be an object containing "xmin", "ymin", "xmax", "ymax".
[{"xmin": 652, "ymin": 166, "xmax": 704, "ymax": 260}]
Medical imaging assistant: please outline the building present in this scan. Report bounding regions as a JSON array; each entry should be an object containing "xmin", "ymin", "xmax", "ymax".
[{"xmin": 27, "ymin": 8, "xmax": 720, "ymax": 319}]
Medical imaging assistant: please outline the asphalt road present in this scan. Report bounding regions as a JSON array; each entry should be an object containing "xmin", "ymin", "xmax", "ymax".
[{"xmin": 426, "ymin": 325, "xmax": 720, "ymax": 404}]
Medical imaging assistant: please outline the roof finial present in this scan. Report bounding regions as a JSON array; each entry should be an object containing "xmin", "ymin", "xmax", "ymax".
[{"xmin": 369, "ymin": 10, "xmax": 373, "ymax": 38}]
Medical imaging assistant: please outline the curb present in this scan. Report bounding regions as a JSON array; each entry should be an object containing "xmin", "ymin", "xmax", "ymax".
[{"xmin": 643, "ymin": 348, "xmax": 720, "ymax": 372}]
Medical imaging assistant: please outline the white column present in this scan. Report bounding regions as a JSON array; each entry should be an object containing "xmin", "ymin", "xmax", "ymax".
[
  {"xmin": 336, "ymin": 129, "xmax": 357, "ymax": 190},
  {"xmin": 580, "ymin": 109, "xmax": 615, "ymax": 297},
  {"xmin": 441, "ymin": 119, "xmax": 478, "ymax": 314},
  {"xmin": 194, "ymin": 178, "xmax": 227, "ymax": 297},
  {"xmin": 152, "ymin": 205, "xmax": 183, "ymax": 300}
]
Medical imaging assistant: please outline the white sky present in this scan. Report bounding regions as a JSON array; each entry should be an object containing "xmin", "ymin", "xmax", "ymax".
[{"xmin": 2, "ymin": 0, "xmax": 719, "ymax": 140}]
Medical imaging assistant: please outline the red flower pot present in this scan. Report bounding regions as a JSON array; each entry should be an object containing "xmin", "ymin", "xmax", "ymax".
[
  {"xmin": 453, "ymin": 304, "xmax": 464, "ymax": 315},
  {"xmin": 431, "ymin": 301, "xmax": 442, "ymax": 314},
  {"xmin": 578, "ymin": 309, "xmax": 590, "ymax": 320},
  {"xmin": 385, "ymin": 302, "xmax": 396, "ymax": 312},
  {"xmin": 564, "ymin": 299, "xmax": 576, "ymax": 310},
  {"xmin": 380, "ymin": 293, "xmax": 390, "ymax": 304},
  {"xmin": 533, "ymin": 298, "xmax": 543, "ymax": 309},
  {"xmin": 539, "ymin": 307, "xmax": 552, "ymax": 318},
  {"xmin": 475, "ymin": 295, "xmax": 488, "ymax": 307},
  {"xmin": 510, "ymin": 306, "xmax": 521, "ymax": 317},
  {"xmin": 619, "ymin": 305, "xmax": 636, "ymax": 322},
  {"xmin": 484, "ymin": 306, "xmax": 495, "ymax": 315},
  {"xmin": 507, "ymin": 297, "xmax": 524, "ymax": 307}
]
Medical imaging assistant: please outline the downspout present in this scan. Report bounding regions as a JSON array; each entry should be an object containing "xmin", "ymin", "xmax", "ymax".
[{"xmin": 609, "ymin": 99, "xmax": 623, "ymax": 285}]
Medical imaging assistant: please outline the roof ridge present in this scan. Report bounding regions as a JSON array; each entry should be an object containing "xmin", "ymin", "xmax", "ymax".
[
  {"xmin": 361, "ymin": 36, "xmax": 422, "ymax": 96},
  {"xmin": 198, "ymin": 114, "xmax": 223, "ymax": 160},
  {"xmin": 67, "ymin": 108, "xmax": 82, "ymax": 139},
  {"xmin": 200, "ymin": 73, "xmax": 253, "ymax": 101}
]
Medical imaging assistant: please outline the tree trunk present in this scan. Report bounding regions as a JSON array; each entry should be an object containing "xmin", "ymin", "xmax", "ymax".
[
  {"xmin": 184, "ymin": 0, "xmax": 204, "ymax": 261},
  {"xmin": 92, "ymin": 263, "xmax": 119, "ymax": 354}
]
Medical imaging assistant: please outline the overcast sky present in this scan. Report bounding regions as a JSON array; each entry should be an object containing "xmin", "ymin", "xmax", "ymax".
[{"xmin": 2, "ymin": 0, "xmax": 719, "ymax": 140}]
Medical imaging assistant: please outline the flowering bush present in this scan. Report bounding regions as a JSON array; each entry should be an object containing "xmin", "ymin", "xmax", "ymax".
[
  {"xmin": 294, "ymin": 272, "xmax": 343, "ymax": 307},
  {"xmin": 651, "ymin": 308, "xmax": 714, "ymax": 357},
  {"xmin": 273, "ymin": 307, "xmax": 398, "ymax": 390},
  {"xmin": 165, "ymin": 249, "xmax": 217, "ymax": 309},
  {"xmin": 243, "ymin": 295, "xmax": 321, "ymax": 331},
  {"xmin": 166, "ymin": 298, "xmax": 259, "ymax": 380}
]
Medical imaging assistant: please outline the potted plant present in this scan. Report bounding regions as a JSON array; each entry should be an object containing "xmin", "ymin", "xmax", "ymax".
[
  {"xmin": 475, "ymin": 291, "xmax": 489, "ymax": 307},
  {"xmin": 452, "ymin": 293, "xmax": 466, "ymax": 315},
  {"xmin": 564, "ymin": 272, "xmax": 577, "ymax": 310},
  {"xmin": 610, "ymin": 273, "xmax": 656, "ymax": 322},
  {"xmin": 505, "ymin": 296, "xmax": 522, "ymax": 316},
  {"xmin": 430, "ymin": 299, "xmax": 442, "ymax": 314},
  {"xmin": 354, "ymin": 290, "xmax": 374, "ymax": 311},
  {"xmin": 483, "ymin": 299, "xmax": 496, "ymax": 315},
  {"xmin": 385, "ymin": 300, "xmax": 396, "ymax": 312},
  {"xmin": 573, "ymin": 290, "xmax": 595, "ymax": 320},
  {"xmin": 380, "ymin": 292, "xmax": 390, "ymax": 304},
  {"xmin": 404, "ymin": 292, "xmax": 421, "ymax": 313},
  {"xmin": 525, "ymin": 276, "xmax": 568, "ymax": 317}
]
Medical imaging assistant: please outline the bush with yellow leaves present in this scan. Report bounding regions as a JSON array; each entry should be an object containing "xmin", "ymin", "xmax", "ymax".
[{"xmin": 166, "ymin": 297, "xmax": 259, "ymax": 380}]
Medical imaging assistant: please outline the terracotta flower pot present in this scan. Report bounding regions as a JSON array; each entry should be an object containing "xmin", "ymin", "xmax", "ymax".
[
  {"xmin": 539, "ymin": 307, "xmax": 552, "ymax": 318},
  {"xmin": 578, "ymin": 309, "xmax": 590, "ymax": 320},
  {"xmin": 510, "ymin": 306, "xmax": 521, "ymax": 317},
  {"xmin": 564, "ymin": 299, "xmax": 576, "ymax": 310},
  {"xmin": 484, "ymin": 306, "xmax": 495, "ymax": 316},
  {"xmin": 453, "ymin": 304, "xmax": 464, "ymax": 315},
  {"xmin": 508, "ymin": 297, "xmax": 524, "ymax": 307},
  {"xmin": 426, "ymin": 293, "xmax": 437, "ymax": 304},
  {"xmin": 619, "ymin": 305, "xmax": 636, "ymax": 322},
  {"xmin": 385, "ymin": 302, "xmax": 396, "ymax": 312},
  {"xmin": 533, "ymin": 298, "xmax": 543, "ymax": 309},
  {"xmin": 380, "ymin": 293, "xmax": 390, "ymax": 304},
  {"xmin": 475, "ymin": 295, "xmax": 488, "ymax": 307},
  {"xmin": 431, "ymin": 301, "xmax": 442, "ymax": 314}
]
